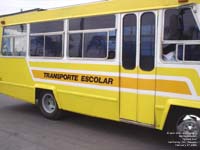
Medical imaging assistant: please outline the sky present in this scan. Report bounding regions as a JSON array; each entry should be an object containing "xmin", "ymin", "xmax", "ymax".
[{"xmin": 0, "ymin": 0, "xmax": 100, "ymax": 15}]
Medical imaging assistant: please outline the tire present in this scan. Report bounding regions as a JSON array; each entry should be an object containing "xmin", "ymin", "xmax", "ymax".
[
  {"xmin": 176, "ymin": 115, "xmax": 200, "ymax": 146},
  {"xmin": 166, "ymin": 113, "xmax": 200, "ymax": 148},
  {"xmin": 38, "ymin": 91, "xmax": 63, "ymax": 120}
]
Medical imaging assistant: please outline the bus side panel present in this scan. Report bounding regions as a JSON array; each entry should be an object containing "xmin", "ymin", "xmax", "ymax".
[
  {"xmin": 155, "ymin": 66, "xmax": 200, "ymax": 130},
  {"xmin": 58, "ymin": 86, "xmax": 119, "ymax": 121},
  {"xmin": 30, "ymin": 62, "xmax": 120, "ymax": 121},
  {"xmin": 0, "ymin": 58, "xmax": 35, "ymax": 104}
]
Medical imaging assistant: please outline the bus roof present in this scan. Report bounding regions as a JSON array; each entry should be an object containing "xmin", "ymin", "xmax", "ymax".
[
  {"xmin": 0, "ymin": 8, "xmax": 45, "ymax": 18},
  {"xmin": 0, "ymin": 0, "xmax": 200, "ymax": 26}
]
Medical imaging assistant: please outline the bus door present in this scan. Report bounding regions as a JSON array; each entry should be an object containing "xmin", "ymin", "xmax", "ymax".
[{"xmin": 120, "ymin": 11, "xmax": 157, "ymax": 125}]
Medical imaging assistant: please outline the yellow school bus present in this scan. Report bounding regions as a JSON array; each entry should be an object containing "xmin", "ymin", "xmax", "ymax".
[{"xmin": 0, "ymin": 0, "xmax": 200, "ymax": 140}]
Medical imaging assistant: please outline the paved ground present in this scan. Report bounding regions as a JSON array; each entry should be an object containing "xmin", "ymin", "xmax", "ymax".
[{"xmin": 0, "ymin": 94, "xmax": 174, "ymax": 150}]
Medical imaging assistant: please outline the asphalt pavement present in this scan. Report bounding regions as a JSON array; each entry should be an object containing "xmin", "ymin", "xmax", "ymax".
[{"xmin": 0, "ymin": 94, "xmax": 173, "ymax": 150}]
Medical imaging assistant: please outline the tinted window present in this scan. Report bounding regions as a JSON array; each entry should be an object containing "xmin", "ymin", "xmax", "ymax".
[
  {"xmin": 185, "ymin": 45, "xmax": 200, "ymax": 61},
  {"xmin": 177, "ymin": 45, "xmax": 184, "ymax": 61},
  {"xmin": 30, "ymin": 36, "xmax": 44, "ymax": 56},
  {"xmin": 3, "ymin": 24, "xmax": 27, "ymax": 36},
  {"xmin": 69, "ymin": 15, "xmax": 115, "ymax": 30},
  {"xmin": 30, "ymin": 21, "xmax": 64, "ymax": 33},
  {"xmin": 122, "ymin": 14, "xmax": 137, "ymax": 70},
  {"xmin": 2, "ymin": 37, "xmax": 12, "ymax": 56},
  {"xmin": 164, "ymin": 8, "xmax": 200, "ymax": 40},
  {"xmin": 69, "ymin": 34, "xmax": 83, "ymax": 57},
  {"xmin": 84, "ymin": 32, "xmax": 107, "ymax": 58},
  {"xmin": 140, "ymin": 13, "xmax": 155, "ymax": 71},
  {"xmin": 45, "ymin": 35, "xmax": 63, "ymax": 57},
  {"xmin": 108, "ymin": 30, "xmax": 116, "ymax": 59}
]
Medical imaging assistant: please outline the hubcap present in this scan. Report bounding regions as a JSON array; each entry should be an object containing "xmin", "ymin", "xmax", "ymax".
[
  {"xmin": 42, "ymin": 93, "xmax": 56, "ymax": 114},
  {"xmin": 177, "ymin": 115, "xmax": 200, "ymax": 140}
]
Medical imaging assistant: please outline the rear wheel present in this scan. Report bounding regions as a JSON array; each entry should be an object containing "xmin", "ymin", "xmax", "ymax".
[{"xmin": 39, "ymin": 91, "xmax": 62, "ymax": 120}]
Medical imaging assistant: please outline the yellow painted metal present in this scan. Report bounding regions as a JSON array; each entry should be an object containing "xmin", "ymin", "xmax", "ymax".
[
  {"xmin": 137, "ymin": 68, "xmax": 156, "ymax": 125},
  {"xmin": 0, "ymin": 58, "xmax": 35, "ymax": 103},
  {"xmin": 29, "ymin": 61, "xmax": 119, "ymax": 72},
  {"xmin": 155, "ymin": 97, "xmax": 200, "ymax": 130},
  {"xmin": 120, "ymin": 66, "xmax": 138, "ymax": 121},
  {"xmin": 157, "ymin": 67, "xmax": 200, "ymax": 96},
  {"xmin": 57, "ymin": 88, "xmax": 119, "ymax": 121},
  {"xmin": 0, "ymin": 27, "xmax": 2, "ymax": 55},
  {"xmin": 0, "ymin": 0, "xmax": 199, "ymax": 26},
  {"xmin": 154, "ymin": 66, "xmax": 200, "ymax": 130}
]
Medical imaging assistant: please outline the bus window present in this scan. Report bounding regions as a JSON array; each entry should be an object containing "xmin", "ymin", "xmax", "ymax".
[
  {"xmin": 69, "ymin": 33, "xmax": 83, "ymax": 57},
  {"xmin": 108, "ymin": 30, "xmax": 116, "ymax": 59},
  {"xmin": 84, "ymin": 32, "xmax": 107, "ymax": 58},
  {"xmin": 45, "ymin": 35, "xmax": 63, "ymax": 57},
  {"xmin": 30, "ymin": 36, "xmax": 44, "ymax": 56},
  {"xmin": 30, "ymin": 21, "xmax": 64, "ymax": 33},
  {"xmin": 30, "ymin": 20, "xmax": 64, "ymax": 57},
  {"xmin": 122, "ymin": 14, "xmax": 137, "ymax": 70},
  {"xmin": 13, "ymin": 36, "xmax": 27, "ymax": 56},
  {"xmin": 185, "ymin": 45, "xmax": 200, "ymax": 61},
  {"xmin": 162, "ymin": 8, "xmax": 200, "ymax": 62},
  {"xmin": 1, "ymin": 24, "xmax": 27, "ymax": 56},
  {"xmin": 140, "ymin": 13, "xmax": 155, "ymax": 71},
  {"xmin": 69, "ymin": 15, "xmax": 115, "ymax": 30},
  {"xmin": 68, "ymin": 15, "xmax": 116, "ymax": 59}
]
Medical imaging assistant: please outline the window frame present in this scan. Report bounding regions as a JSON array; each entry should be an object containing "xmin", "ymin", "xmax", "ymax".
[
  {"xmin": 161, "ymin": 6, "xmax": 200, "ymax": 63},
  {"xmin": 68, "ymin": 28, "xmax": 116, "ymax": 60},
  {"xmin": 1, "ymin": 24, "xmax": 28, "ymax": 57},
  {"xmin": 67, "ymin": 14, "xmax": 117, "ymax": 60},
  {"xmin": 29, "ymin": 30, "xmax": 65, "ymax": 59}
]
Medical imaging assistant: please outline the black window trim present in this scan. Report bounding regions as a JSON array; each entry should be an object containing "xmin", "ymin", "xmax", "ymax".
[
  {"xmin": 122, "ymin": 13, "xmax": 137, "ymax": 70},
  {"xmin": 139, "ymin": 12, "xmax": 156, "ymax": 71}
]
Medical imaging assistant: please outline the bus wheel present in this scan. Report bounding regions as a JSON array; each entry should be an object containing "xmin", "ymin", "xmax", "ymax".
[
  {"xmin": 39, "ymin": 91, "xmax": 62, "ymax": 120},
  {"xmin": 176, "ymin": 115, "xmax": 200, "ymax": 142}
]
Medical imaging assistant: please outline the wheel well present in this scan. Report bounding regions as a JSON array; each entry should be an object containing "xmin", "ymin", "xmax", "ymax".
[
  {"xmin": 164, "ymin": 105, "xmax": 200, "ymax": 131},
  {"xmin": 35, "ymin": 88, "xmax": 53, "ymax": 105}
]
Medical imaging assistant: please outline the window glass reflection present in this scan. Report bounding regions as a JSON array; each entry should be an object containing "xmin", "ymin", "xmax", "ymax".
[
  {"xmin": 31, "ymin": 21, "xmax": 64, "ymax": 33},
  {"xmin": 69, "ymin": 15, "xmax": 115, "ymax": 30},
  {"xmin": 69, "ymin": 34, "xmax": 83, "ymax": 57},
  {"xmin": 164, "ymin": 8, "xmax": 200, "ymax": 40},
  {"xmin": 84, "ymin": 32, "xmax": 107, "ymax": 58},
  {"xmin": 2, "ymin": 37, "xmax": 12, "ymax": 56},
  {"xmin": 30, "ymin": 36, "xmax": 44, "ymax": 56},
  {"xmin": 3, "ymin": 24, "xmax": 27, "ymax": 36},
  {"xmin": 140, "ymin": 13, "xmax": 155, "ymax": 71},
  {"xmin": 14, "ymin": 36, "xmax": 27, "ymax": 56},
  {"xmin": 122, "ymin": 14, "xmax": 137, "ymax": 69},
  {"xmin": 45, "ymin": 35, "xmax": 63, "ymax": 57}
]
